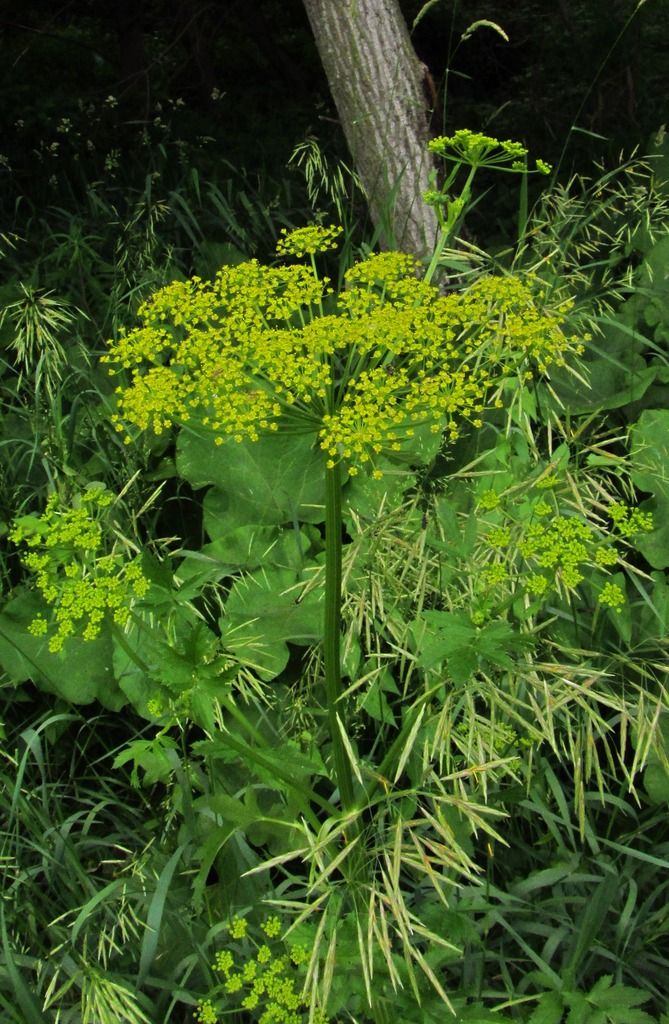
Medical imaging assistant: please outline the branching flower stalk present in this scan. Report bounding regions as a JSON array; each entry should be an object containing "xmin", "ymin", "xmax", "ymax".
[{"xmin": 423, "ymin": 129, "xmax": 552, "ymax": 284}]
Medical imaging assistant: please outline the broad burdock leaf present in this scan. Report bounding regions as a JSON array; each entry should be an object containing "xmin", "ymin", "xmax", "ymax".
[
  {"xmin": 177, "ymin": 425, "xmax": 325, "ymax": 531},
  {"xmin": 219, "ymin": 565, "xmax": 323, "ymax": 680}
]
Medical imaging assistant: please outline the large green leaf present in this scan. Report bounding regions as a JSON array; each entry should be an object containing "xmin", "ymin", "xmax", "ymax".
[
  {"xmin": 547, "ymin": 323, "xmax": 656, "ymax": 415},
  {"xmin": 176, "ymin": 524, "xmax": 314, "ymax": 593},
  {"xmin": 177, "ymin": 425, "xmax": 325, "ymax": 531},
  {"xmin": 412, "ymin": 610, "xmax": 528, "ymax": 684},
  {"xmin": 219, "ymin": 566, "xmax": 323, "ymax": 680},
  {"xmin": 630, "ymin": 408, "xmax": 669, "ymax": 568},
  {"xmin": 0, "ymin": 590, "xmax": 121, "ymax": 708},
  {"xmin": 622, "ymin": 234, "xmax": 669, "ymax": 345}
]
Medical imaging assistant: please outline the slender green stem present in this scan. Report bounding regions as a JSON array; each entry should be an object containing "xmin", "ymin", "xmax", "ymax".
[
  {"xmin": 423, "ymin": 164, "xmax": 478, "ymax": 286},
  {"xmin": 324, "ymin": 459, "xmax": 356, "ymax": 813},
  {"xmin": 324, "ymin": 462, "xmax": 388, "ymax": 1024}
]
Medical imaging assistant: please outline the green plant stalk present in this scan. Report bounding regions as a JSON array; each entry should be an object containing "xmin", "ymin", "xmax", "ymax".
[
  {"xmin": 324, "ymin": 459, "xmax": 391, "ymax": 1024},
  {"xmin": 321, "ymin": 450, "xmax": 385, "ymax": 1024},
  {"xmin": 423, "ymin": 163, "xmax": 478, "ymax": 285},
  {"xmin": 324, "ymin": 459, "xmax": 357, "ymax": 814}
]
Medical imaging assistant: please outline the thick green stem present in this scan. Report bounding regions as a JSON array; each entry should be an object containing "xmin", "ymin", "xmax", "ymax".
[
  {"xmin": 324, "ymin": 462, "xmax": 388, "ymax": 1023},
  {"xmin": 324, "ymin": 460, "xmax": 356, "ymax": 813}
]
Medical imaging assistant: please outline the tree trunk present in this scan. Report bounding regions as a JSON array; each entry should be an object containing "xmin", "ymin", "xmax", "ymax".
[{"xmin": 302, "ymin": 0, "xmax": 440, "ymax": 261}]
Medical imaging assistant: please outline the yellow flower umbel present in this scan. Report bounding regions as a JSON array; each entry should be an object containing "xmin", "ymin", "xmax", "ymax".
[
  {"xmin": 103, "ymin": 226, "xmax": 583, "ymax": 479},
  {"xmin": 199, "ymin": 914, "xmax": 329, "ymax": 1024},
  {"xmin": 427, "ymin": 129, "xmax": 552, "ymax": 176},
  {"xmin": 10, "ymin": 486, "xmax": 148, "ymax": 652},
  {"xmin": 476, "ymin": 482, "xmax": 654, "ymax": 617}
]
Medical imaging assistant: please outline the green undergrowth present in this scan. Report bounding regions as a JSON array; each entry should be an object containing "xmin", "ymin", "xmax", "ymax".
[{"xmin": 1, "ymin": 133, "xmax": 669, "ymax": 1024}]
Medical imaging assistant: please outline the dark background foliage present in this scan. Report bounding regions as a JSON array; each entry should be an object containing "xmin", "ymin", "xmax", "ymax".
[{"xmin": 1, "ymin": 0, "xmax": 667, "ymax": 221}]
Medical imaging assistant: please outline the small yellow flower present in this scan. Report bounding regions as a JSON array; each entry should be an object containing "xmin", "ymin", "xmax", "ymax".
[
  {"xmin": 595, "ymin": 546, "xmax": 618, "ymax": 567},
  {"xmin": 526, "ymin": 574, "xmax": 549, "ymax": 596},
  {"xmin": 478, "ymin": 490, "xmax": 501, "ymax": 511},
  {"xmin": 213, "ymin": 949, "xmax": 234, "ymax": 974},
  {"xmin": 228, "ymin": 915, "xmax": 248, "ymax": 939},
  {"xmin": 194, "ymin": 999, "xmax": 218, "ymax": 1024},
  {"xmin": 261, "ymin": 915, "xmax": 282, "ymax": 938},
  {"xmin": 288, "ymin": 943, "xmax": 309, "ymax": 965},
  {"xmin": 599, "ymin": 581, "xmax": 625, "ymax": 612}
]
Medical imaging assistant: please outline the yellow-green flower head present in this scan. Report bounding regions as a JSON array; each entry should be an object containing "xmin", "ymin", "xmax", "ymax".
[
  {"xmin": 11, "ymin": 487, "xmax": 148, "ymax": 652},
  {"xmin": 599, "ymin": 580, "xmax": 625, "ymax": 612},
  {"xmin": 261, "ymin": 915, "xmax": 282, "ymax": 939},
  {"xmin": 428, "ymin": 129, "xmax": 551, "ymax": 175},
  {"xmin": 276, "ymin": 224, "xmax": 343, "ymax": 257},
  {"xmin": 195, "ymin": 999, "xmax": 218, "ymax": 1024},
  {"xmin": 213, "ymin": 949, "xmax": 234, "ymax": 974},
  {"xmin": 228, "ymin": 915, "xmax": 248, "ymax": 940},
  {"xmin": 609, "ymin": 501, "xmax": 653, "ymax": 538},
  {"xmin": 429, "ymin": 129, "xmax": 523, "ymax": 164},
  {"xmin": 103, "ymin": 226, "xmax": 581, "ymax": 476}
]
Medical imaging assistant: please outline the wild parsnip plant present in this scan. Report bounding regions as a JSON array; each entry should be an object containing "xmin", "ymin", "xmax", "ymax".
[
  {"xmin": 92, "ymin": 160, "xmax": 585, "ymax": 1014},
  {"xmin": 8, "ymin": 133, "xmax": 669, "ymax": 1022}
]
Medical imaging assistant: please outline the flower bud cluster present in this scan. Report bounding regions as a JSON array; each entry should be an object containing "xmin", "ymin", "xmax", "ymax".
[{"xmin": 478, "ymin": 487, "xmax": 653, "ymax": 613}]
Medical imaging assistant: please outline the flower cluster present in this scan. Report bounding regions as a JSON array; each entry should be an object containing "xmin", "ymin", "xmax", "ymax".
[
  {"xmin": 427, "ymin": 129, "xmax": 552, "ymax": 175},
  {"xmin": 195, "ymin": 914, "xmax": 328, "ymax": 1024},
  {"xmin": 276, "ymin": 224, "xmax": 343, "ymax": 258},
  {"xmin": 477, "ymin": 487, "xmax": 653, "ymax": 614},
  {"xmin": 103, "ymin": 225, "xmax": 582, "ymax": 477},
  {"xmin": 609, "ymin": 501, "xmax": 654, "ymax": 538},
  {"xmin": 10, "ymin": 486, "xmax": 148, "ymax": 652},
  {"xmin": 598, "ymin": 580, "xmax": 626, "ymax": 612},
  {"xmin": 519, "ymin": 514, "xmax": 597, "ymax": 589}
]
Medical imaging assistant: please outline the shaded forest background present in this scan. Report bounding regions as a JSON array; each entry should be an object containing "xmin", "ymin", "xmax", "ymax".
[{"xmin": 1, "ymin": 0, "xmax": 667, "ymax": 238}]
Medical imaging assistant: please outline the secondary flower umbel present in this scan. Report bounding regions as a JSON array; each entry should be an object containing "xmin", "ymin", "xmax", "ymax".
[{"xmin": 10, "ymin": 486, "xmax": 148, "ymax": 652}]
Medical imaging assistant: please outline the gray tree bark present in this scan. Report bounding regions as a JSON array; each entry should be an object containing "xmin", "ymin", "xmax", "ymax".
[{"xmin": 302, "ymin": 0, "xmax": 440, "ymax": 261}]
